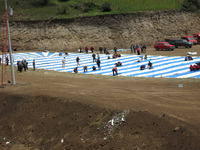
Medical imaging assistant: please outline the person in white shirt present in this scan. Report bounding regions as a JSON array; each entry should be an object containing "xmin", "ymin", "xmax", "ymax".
[{"xmin": 62, "ymin": 57, "xmax": 66, "ymax": 68}]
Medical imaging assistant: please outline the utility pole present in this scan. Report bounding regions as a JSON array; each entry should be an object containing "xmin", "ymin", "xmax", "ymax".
[{"xmin": 5, "ymin": 0, "xmax": 15, "ymax": 85}]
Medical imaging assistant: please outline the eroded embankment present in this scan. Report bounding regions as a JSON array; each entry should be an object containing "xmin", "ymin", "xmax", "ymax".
[
  {"xmin": 0, "ymin": 93, "xmax": 200, "ymax": 150},
  {"xmin": 1, "ymin": 10, "xmax": 200, "ymax": 52}
]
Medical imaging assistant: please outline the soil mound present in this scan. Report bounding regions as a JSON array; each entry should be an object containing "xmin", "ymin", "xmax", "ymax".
[{"xmin": 0, "ymin": 93, "xmax": 200, "ymax": 150}]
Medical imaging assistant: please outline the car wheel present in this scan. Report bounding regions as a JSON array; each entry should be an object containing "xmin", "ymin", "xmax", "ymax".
[
  {"xmin": 175, "ymin": 45, "xmax": 178, "ymax": 48},
  {"xmin": 156, "ymin": 47, "xmax": 159, "ymax": 51},
  {"xmin": 171, "ymin": 49, "xmax": 174, "ymax": 51},
  {"xmin": 189, "ymin": 46, "xmax": 192, "ymax": 48},
  {"xmin": 185, "ymin": 45, "xmax": 188, "ymax": 48}
]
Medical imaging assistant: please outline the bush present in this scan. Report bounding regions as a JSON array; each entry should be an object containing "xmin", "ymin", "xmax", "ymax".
[
  {"xmin": 182, "ymin": 0, "xmax": 200, "ymax": 11},
  {"xmin": 59, "ymin": 0, "xmax": 69, "ymax": 2},
  {"xmin": 101, "ymin": 2, "xmax": 111, "ymax": 12},
  {"xmin": 57, "ymin": 5, "xmax": 68, "ymax": 14},
  {"xmin": 31, "ymin": 0, "xmax": 50, "ymax": 6},
  {"xmin": 83, "ymin": 2, "xmax": 98, "ymax": 12}
]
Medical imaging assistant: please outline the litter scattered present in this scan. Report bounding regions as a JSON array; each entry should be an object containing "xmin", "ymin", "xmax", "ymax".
[
  {"xmin": 6, "ymin": 141, "xmax": 10, "ymax": 144},
  {"xmin": 178, "ymin": 84, "xmax": 183, "ymax": 87},
  {"xmin": 100, "ymin": 110, "xmax": 129, "ymax": 139},
  {"xmin": 61, "ymin": 139, "xmax": 64, "ymax": 143}
]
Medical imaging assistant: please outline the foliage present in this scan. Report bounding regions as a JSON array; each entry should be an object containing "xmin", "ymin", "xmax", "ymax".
[
  {"xmin": 83, "ymin": 2, "xmax": 99, "ymax": 12},
  {"xmin": 0, "ymin": 0, "xmax": 185, "ymax": 21},
  {"xmin": 57, "ymin": 5, "xmax": 68, "ymax": 14},
  {"xmin": 101, "ymin": 2, "xmax": 111, "ymax": 12},
  {"xmin": 182, "ymin": 0, "xmax": 200, "ymax": 11}
]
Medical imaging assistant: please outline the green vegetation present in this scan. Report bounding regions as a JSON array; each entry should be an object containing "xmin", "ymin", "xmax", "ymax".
[
  {"xmin": 0, "ymin": 0, "xmax": 184, "ymax": 21},
  {"xmin": 182, "ymin": 0, "xmax": 200, "ymax": 12}
]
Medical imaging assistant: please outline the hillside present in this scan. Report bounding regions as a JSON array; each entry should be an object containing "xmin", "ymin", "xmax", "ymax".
[
  {"xmin": 4, "ymin": 10, "xmax": 200, "ymax": 52},
  {"xmin": 0, "ymin": 0, "xmax": 184, "ymax": 21}
]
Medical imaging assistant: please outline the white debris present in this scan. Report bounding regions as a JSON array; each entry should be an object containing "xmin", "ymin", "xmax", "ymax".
[{"xmin": 61, "ymin": 139, "xmax": 64, "ymax": 143}]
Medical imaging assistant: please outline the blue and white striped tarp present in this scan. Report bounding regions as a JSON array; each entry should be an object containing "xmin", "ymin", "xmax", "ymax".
[{"xmin": 3, "ymin": 52, "xmax": 200, "ymax": 78}]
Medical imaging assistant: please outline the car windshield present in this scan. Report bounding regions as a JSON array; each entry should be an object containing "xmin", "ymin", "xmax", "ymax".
[
  {"xmin": 188, "ymin": 37, "xmax": 195, "ymax": 40},
  {"xmin": 183, "ymin": 40, "xmax": 187, "ymax": 42},
  {"xmin": 165, "ymin": 43, "xmax": 170, "ymax": 45}
]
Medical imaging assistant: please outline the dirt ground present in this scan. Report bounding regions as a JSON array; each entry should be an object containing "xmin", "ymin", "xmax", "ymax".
[{"xmin": 0, "ymin": 45, "xmax": 200, "ymax": 150}]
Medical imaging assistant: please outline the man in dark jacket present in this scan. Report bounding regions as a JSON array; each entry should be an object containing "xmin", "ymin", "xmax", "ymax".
[{"xmin": 96, "ymin": 59, "xmax": 101, "ymax": 70}]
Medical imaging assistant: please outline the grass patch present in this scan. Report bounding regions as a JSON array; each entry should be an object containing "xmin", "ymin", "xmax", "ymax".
[{"xmin": 0, "ymin": 0, "xmax": 184, "ymax": 21}]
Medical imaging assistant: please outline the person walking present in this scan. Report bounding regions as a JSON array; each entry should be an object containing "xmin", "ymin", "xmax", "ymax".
[
  {"xmin": 96, "ymin": 59, "xmax": 101, "ymax": 70},
  {"xmin": 33, "ymin": 59, "xmax": 35, "ymax": 70},
  {"xmin": 92, "ymin": 53, "xmax": 96, "ymax": 63},
  {"xmin": 76, "ymin": 56, "xmax": 80, "ymax": 66},
  {"xmin": 0, "ymin": 57, "xmax": 1, "ymax": 65},
  {"xmin": 62, "ymin": 57, "xmax": 66, "ymax": 68}
]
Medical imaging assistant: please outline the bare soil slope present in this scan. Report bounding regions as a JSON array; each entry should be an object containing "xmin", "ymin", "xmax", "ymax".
[
  {"xmin": 1, "ymin": 49, "xmax": 200, "ymax": 149},
  {"xmin": 3, "ymin": 10, "xmax": 200, "ymax": 51},
  {"xmin": 1, "ymin": 10, "xmax": 200, "ymax": 150}
]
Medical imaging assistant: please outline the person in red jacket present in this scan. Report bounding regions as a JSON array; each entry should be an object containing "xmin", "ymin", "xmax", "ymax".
[
  {"xmin": 190, "ymin": 65, "xmax": 195, "ymax": 71},
  {"xmin": 85, "ymin": 46, "xmax": 89, "ymax": 53},
  {"xmin": 74, "ymin": 67, "xmax": 78, "ymax": 73},
  {"xmin": 90, "ymin": 46, "xmax": 94, "ymax": 53},
  {"xmin": 194, "ymin": 65, "xmax": 200, "ymax": 71},
  {"xmin": 112, "ymin": 67, "xmax": 118, "ymax": 76}
]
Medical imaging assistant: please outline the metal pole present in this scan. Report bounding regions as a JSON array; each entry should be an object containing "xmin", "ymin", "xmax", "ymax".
[{"xmin": 5, "ymin": 0, "xmax": 15, "ymax": 85}]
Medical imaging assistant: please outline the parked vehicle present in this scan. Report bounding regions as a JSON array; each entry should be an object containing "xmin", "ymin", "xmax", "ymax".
[
  {"xmin": 168, "ymin": 39, "xmax": 192, "ymax": 48},
  {"xmin": 154, "ymin": 41, "xmax": 175, "ymax": 51},
  {"xmin": 193, "ymin": 33, "xmax": 200, "ymax": 43},
  {"xmin": 181, "ymin": 36, "xmax": 197, "ymax": 45}
]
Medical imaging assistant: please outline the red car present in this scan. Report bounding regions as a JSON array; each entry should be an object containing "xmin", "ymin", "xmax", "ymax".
[
  {"xmin": 193, "ymin": 33, "xmax": 200, "ymax": 43},
  {"xmin": 181, "ymin": 36, "xmax": 197, "ymax": 45},
  {"xmin": 154, "ymin": 41, "xmax": 175, "ymax": 51}
]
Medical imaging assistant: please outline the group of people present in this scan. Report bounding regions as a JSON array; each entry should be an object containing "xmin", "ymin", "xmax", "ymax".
[
  {"xmin": 17, "ymin": 59, "xmax": 28, "ymax": 72},
  {"xmin": 130, "ymin": 44, "xmax": 147, "ymax": 55},
  {"xmin": 73, "ymin": 54, "xmax": 101, "ymax": 73},
  {"xmin": 78, "ymin": 46, "xmax": 108, "ymax": 54},
  {"xmin": 140, "ymin": 61, "xmax": 153, "ymax": 70},
  {"xmin": 190, "ymin": 62, "xmax": 200, "ymax": 71},
  {"xmin": 185, "ymin": 54, "xmax": 193, "ymax": 61}
]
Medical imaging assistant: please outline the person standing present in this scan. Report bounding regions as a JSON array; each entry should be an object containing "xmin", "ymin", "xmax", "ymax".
[
  {"xmin": 141, "ymin": 44, "xmax": 144, "ymax": 53},
  {"xmin": 99, "ymin": 46, "xmax": 103, "ymax": 54},
  {"xmin": 143, "ymin": 44, "xmax": 147, "ymax": 53},
  {"xmin": 133, "ymin": 44, "xmax": 136, "ymax": 53},
  {"xmin": 62, "ymin": 57, "xmax": 66, "ymax": 68},
  {"xmin": 96, "ymin": 59, "xmax": 101, "ymax": 70},
  {"xmin": 90, "ymin": 46, "xmax": 94, "ymax": 53},
  {"xmin": 6, "ymin": 56, "xmax": 9, "ymax": 66},
  {"xmin": 103, "ymin": 46, "xmax": 107, "ymax": 53},
  {"xmin": 114, "ymin": 47, "xmax": 117, "ymax": 54},
  {"xmin": 0, "ymin": 57, "xmax": 1, "ymax": 65},
  {"xmin": 92, "ymin": 53, "xmax": 96, "ymax": 63},
  {"xmin": 130, "ymin": 44, "xmax": 133, "ymax": 53},
  {"xmin": 137, "ymin": 47, "xmax": 140, "ymax": 55},
  {"xmin": 85, "ymin": 46, "xmax": 89, "ymax": 53},
  {"xmin": 76, "ymin": 56, "xmax": 80, "ymax": 66},
  {"xmin": 97, "ymin": 53, "xmax": 100, "ymax": 60},
  {"xmin": 33, "ymin": 59, "xmax": 35, "ymax": 71}
]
